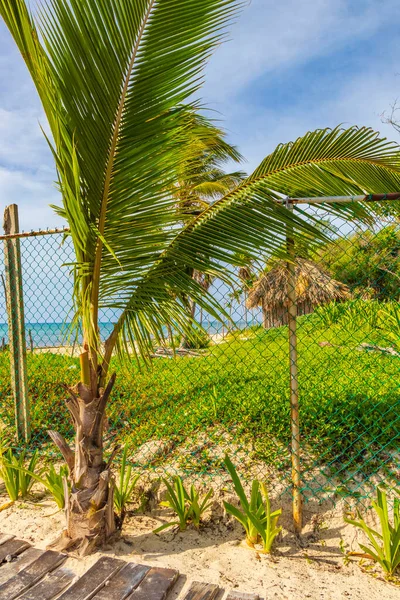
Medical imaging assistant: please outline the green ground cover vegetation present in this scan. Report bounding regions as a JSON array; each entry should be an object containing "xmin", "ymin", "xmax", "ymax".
[{"xmin": 1, "ymin": 303, "xmax": 399, "ymax": 489}]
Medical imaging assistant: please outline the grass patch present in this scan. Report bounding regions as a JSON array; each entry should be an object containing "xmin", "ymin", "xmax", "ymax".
[{"xmin": 0, "ymin": 313, "xmax": 399, "ymax": 492}]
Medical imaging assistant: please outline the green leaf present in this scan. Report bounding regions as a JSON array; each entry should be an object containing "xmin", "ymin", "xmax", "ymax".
[
  {"xmin": 153, "ymin": 521, "xmax": 181, "ymax": 534},
  {"xmin": 223, "ymin": 501, "xmax": 249, "ymax": 532},
  {"xmin": 223, "ymin": 455, "xmax": 249, "ymax": 510}
]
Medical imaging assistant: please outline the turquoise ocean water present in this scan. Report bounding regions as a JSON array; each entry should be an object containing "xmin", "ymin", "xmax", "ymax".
[{"xmin": 0, "ymin": 319, "xmax": 260, "ymax": 348}]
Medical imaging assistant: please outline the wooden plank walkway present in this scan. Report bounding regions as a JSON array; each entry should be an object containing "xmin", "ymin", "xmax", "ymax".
[{"xmin": 0, "ymin": 533, "xmax": 262, "ymax": 599}]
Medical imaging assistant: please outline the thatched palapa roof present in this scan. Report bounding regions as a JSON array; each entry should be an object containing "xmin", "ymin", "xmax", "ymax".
[{"xmin": 246, "ymin": 258, "xmax": 350, "ymax": 310}]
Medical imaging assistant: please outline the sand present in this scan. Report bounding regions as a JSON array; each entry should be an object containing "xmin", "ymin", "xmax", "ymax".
[
  {"xmin": 0, "ymin": 491, "xmax": 399, "ymax": 600},
  {"xmin": 30, "ymin": 332, "xmax": 233, "ymax": 356}
]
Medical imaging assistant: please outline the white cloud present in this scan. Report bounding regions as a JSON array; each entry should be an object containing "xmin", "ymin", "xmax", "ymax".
[
  {"xmin": 228, "ymin": 51, "xmax": 400, "ymax": 173},
  {"xmin": 0, "ymin": 167, "xmax": 63, "ymax": 231},
  {"xmin": 203, "ymin": 0, "xmax": 400, "ymax": 105},
  {"xmin": 1, "ymin": 0, "xmax": 400, "ymax": 230},
  {"xmin": 0, "ymin": 108, "xmax": 52, "ymax": 169}
]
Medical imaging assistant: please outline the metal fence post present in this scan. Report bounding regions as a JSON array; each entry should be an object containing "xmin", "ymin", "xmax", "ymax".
[
  {"xmin": 286, "ymin": 200, "xmax": 302, "ymax": 534},
  {"xmin": 3, "ymin": 204, "xmax": 30, "ymax": 442}
]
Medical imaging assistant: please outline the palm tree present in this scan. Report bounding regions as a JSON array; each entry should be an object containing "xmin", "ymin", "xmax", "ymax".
[
  {"xmin": 3, "ymin": 0, "xmax": 400, "ymax": 554},
  {"xmin": 174, "ymin": 112, "xmax": 245, "ymax": 217},
  {"xmin": 175, "ymin": 114, "xmax": 245, "ymax": 345}
]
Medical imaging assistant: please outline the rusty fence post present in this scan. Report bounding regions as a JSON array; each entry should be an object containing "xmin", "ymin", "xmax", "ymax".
[
  {"xmin": 3, "ymin": 204, "xmax": 30, "ymax": 442},
  {"xmin": 286, "ymin": 200, "xmax": 302, "ymax": 534}
]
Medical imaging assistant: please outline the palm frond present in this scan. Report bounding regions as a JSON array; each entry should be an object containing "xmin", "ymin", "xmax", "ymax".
[
  {"xmin": 3, "ymin": 3, "xmax": 400, "ymax": 369},
  {"xmin": 102, "ymin": 126, "xmax": 400, "ymax": 361},
  {"xmin": 1, "ymin": 0, "xmax": 243, "ymax": 358}
]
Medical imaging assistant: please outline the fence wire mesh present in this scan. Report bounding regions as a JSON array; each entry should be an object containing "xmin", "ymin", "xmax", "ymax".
[{"xmin": 0, "ymin": 204, "xmax": 399, "ymax": 509}]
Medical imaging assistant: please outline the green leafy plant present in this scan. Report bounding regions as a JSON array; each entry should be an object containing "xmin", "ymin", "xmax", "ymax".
[
  {"xmin": 223, "ymin": 455, "xmax": 282, "ymax": 553},
  {"xmin": 43, "ymin": 464, "xmax": 70, "ymax": 509},
  {"xmin": 182, "ymin": 328, "xmax": 211, "ymax": 350},
  {"xmin": 154, "ymin": 476, "xmax": 213, "ymax": 533},
  {"xmin": 0, "ymin": 448, "xmax": 20, "ymax": 501},
  {"xmin": 185, "ymin": 484, "xmax": 213, "ymax": 528},
  {"xmin": 379, "ymin": 304, "xmax": 400, "ymax": 351},
  {"xmin": 314, "ymin": 301, "xmax": 348, "ymax": 327},
  {"xmin": 0, "ymin": 448, "xmax": 40, "ymax": 501},
  {"xmin": 344, "ymin": 487, "xmax": 400, "ymax": 576},
  {"xmin": 315, "ymin": 299, "xmax": 382, "ymax": 330},
  {"xmin": 0, "ymin": 448, "xmax": 69, "ymax": 509},
  {"xmin": 114, "ymin": 445, "xmax": 140, "ymax": 525}
]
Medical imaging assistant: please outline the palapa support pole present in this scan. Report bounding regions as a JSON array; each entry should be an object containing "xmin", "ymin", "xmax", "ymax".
[
  {"xmin": 3, "ymin": 204, "xmax": 30, "ymax": 442},
  {"xmin": 286, "ymin": 199, "xmax": 302, "ymax": 534}
]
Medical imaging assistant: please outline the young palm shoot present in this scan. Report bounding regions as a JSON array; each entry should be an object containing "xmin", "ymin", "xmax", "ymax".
[
  {"xmin": 18, "ymin": 450, "xmax": 41, "ymax": 498},
  {"xmin": 154, "ymin": 477, "xmax": 191, "ymax": 533},
  {"xmin": 0, "ymin": 453, "xmax": 69, "ymax": 509},
  {"xmin": 223, "ymin": 455, "xmax": 265, "ymax": 546},
  {"xmin": 114, "ymin": 446, "xmax": 140, "ymax": 526},
  {"xmin": 223, "ymin": 455, "xmax": 281, "ymax": 552},
  {"xmin": 154, "ymin": 476, "xmax": 213, "ymax": 533},
  {"xmin": 43, "ymin": 464, "xmax": 70, "ymax": 510},
  {"xmin": 344, "ymin": 487, "xmax": 400, "ymax": 577},
  {"xmin": 185, "ymin": 484, "xmax": 214, "ymax": 529},
  {"xmin": 249, "ymin": 483, "xmax": 282, "ymax": 554},
  {"xmin": 0, "ymin": 448, "xmax": 40, "ymax": 501},
  {"xmin": 0, "ymin": 448, "xmax": 19, "ymax": 502}
]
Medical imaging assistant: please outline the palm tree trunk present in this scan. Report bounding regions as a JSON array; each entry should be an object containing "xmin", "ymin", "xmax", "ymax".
[{"xmin": 48, "ymin": 347, "xmax": 118, "ymax": 555}]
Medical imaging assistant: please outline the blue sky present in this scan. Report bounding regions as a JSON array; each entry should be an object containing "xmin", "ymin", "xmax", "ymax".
[{"xmin": 1, "ymin": 0, "xmax": 400, "ymax": 230}]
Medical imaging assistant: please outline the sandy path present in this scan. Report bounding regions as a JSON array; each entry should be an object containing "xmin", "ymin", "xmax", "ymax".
[{"xmin": 0, "ymin": 494, "xmax": 399, "ymax": 599}]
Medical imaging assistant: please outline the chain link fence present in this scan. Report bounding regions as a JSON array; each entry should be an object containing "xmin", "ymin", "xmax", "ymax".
[{"xmin": 0, "ymin": 203, "xmax": 400, "ymax": 512}]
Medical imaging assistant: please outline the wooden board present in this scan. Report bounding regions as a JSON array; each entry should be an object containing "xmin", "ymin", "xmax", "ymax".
[
  {"xmin": 0, "ymin": 548, "xmax": 43, "ymax": 586},
  {"xmin": 127, "ymin": 567, "xmax": 179, "ymax": 600},
  {"xmin": 57, "ymin": 556, "xmax": 125, "ymax": 600},
  {"xmin": 13, "ymin": 566, "xmax": 74, "ymax": 600},
  {"xmin": 226, "ymin": 592, "xmax": 260, "ymax": 600},
  {"xmin": 0, "ymin": 533, "xmax": 14, "ymax": 546},
  {"xmin": 0, "ymin": 550, "xmax": 66, "ymax": 600},
  {"xmin": 93, "ymin": 563, "xmax": 150, "ymax": 600},
  {"xmin": 0, "ymin": 537, "xmax": 30, "ymax": 563},
  {"xmin": 182, "ymin": 581, "xmax": 220, "ymax": 600}
]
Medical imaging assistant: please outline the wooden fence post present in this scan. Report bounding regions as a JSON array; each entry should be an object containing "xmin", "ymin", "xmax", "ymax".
[
  {"xmin": 286, "ymin": 200, "xmax": 302, "ymax": 534},
  {"xmin": 3, "ymin": 204, "xmax": 30, "ymax": 442}
]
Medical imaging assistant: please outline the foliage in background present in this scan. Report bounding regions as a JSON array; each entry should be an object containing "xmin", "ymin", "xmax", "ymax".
[
  {"xmin": 317, "ymin": 225, "xmax": 400, "ymax": 301},
  {"xmin": 315, "ymin": 299, "xmax": 400, "ymax": 346},
  {"xmin": 344, "ymin": 487, "xmax": 400, "ymax": 577},
  {"xmin": 0, "ymin": 309, "xmax": 399, "ymax": 502},
  {"xmin": 154, "ymin": 476, "xmax": 213, "ymax": 532},
  {"xmin": 180, "ymin": 328, "xmax": 211, "ymax": 350},
  {"xmin": 315, "ymin": 299, "xmax": 382, "ymax": 329},
  {"xmin": 379, "ymin": 304, "xmax": 400, "ymax": 351}
]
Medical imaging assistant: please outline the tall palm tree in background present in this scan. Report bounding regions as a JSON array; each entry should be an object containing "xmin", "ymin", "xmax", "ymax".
[
  {"xmin": 175, "ymin": 114, "xmax": 245, "ymax": 344},
  {"xmin": 174, "ymin": 112, "xmax": 245, "ymax": 218},
  {"xmin": 2, "ymin": 0, "xmax": 400, "ymax": 554}
]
